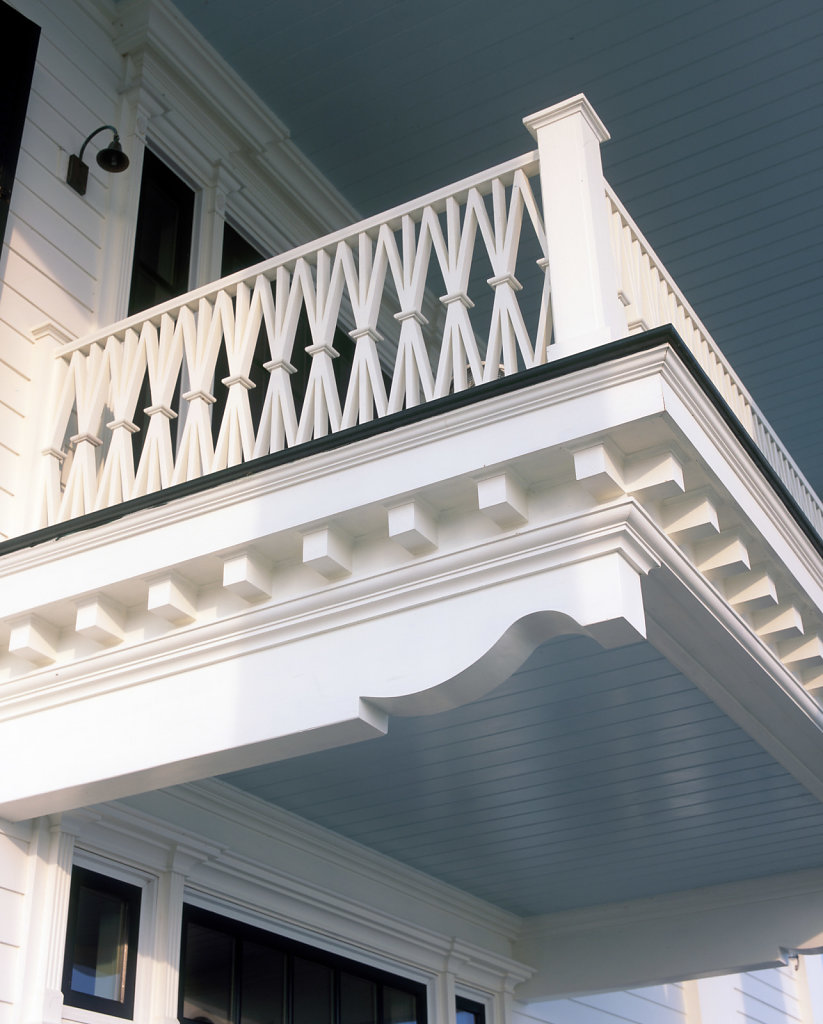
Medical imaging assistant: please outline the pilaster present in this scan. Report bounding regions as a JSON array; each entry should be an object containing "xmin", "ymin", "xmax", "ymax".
[{"xmin": 19, "ymin": 814, "xmax": 86, "ymax": 1024}]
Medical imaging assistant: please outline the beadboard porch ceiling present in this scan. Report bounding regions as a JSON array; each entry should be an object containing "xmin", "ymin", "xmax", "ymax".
[
  {"xmin": 160, "ymin": 0, "xmax": 823, "ymax": 919},
  {"xmin": 170, "ymin": 0, "xmax": 823, "ymax": 500},
  {"xmin": 223, "ymin": 632, "xmax": 823, "ymax": 917}
]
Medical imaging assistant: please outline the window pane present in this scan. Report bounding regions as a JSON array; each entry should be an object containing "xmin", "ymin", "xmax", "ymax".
[
  {"xmin": 456, "ymin": 997, "xmax": 485, "ymax": 1024},
  {"xmin": 292, "ymin": 957, "xmax": 332, "ymax": 1024},
  {"xmin": 340, "ymin": 972, "xmax": 377, "ymax": 1024},
  {"xmin": 240, "ymin": 940, "xmax": 285, "ymax": 1024},
  {"xmin": 384, "ymin": 986, "xmax": 419, "ymax": 1024},
  {"xmin": 182, "ymin": 922, "xmax": 235, "ymax": 1024},
  {"xmin": 128, "ymin": 149, "xmax": 194, "ymax": 316},
  {"xmin": 457, "ymin": 1011, "xmax": 481, "ymax": 1024},
  {"xmin": 70, "ymin": 885, "xmax": 129, "ymax": 1000},
  {"xmin": 220, "ymin": 223, "xmax": 264, "ymax": 277}
]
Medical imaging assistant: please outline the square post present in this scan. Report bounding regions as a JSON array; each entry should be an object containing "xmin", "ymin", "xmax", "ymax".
[{"xmin": 523, "ymin": 94, "xmax": 627, "ymax": 355}]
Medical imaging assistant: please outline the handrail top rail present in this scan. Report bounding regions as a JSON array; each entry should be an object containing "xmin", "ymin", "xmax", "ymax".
[{"xmin": 59, "ymin": 149, "xmax": 540, "ymax": 359}]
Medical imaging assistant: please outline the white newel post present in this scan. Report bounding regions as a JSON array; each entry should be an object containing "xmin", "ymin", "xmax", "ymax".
[{"xmin": 523, "ymin": 94, "xmax": 627, "ymax": 355}]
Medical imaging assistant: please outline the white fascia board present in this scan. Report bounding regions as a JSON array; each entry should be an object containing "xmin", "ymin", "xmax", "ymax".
[
  {"xmin": 516, "ymin": 864, "xmax": 823, "ymax": 1000},
  {"xmin": 0, "ymin": 353, "xmax": 671, "ymax": 615}
]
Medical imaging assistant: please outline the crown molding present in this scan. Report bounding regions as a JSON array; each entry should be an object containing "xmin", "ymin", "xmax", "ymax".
[{"xmin": 112, "ymin": 0, "xmax": 359, "ymax": 243}]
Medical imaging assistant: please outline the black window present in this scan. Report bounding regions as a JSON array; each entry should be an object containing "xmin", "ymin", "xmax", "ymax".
[
  {"xmin": 62, "ymin": 866, "xmax": 142, "ymax": 1019},
  {"xmin": 0, "ymin": 1, "xmax": 40, "ymax": 251},
  {"xmin": 128, "ymin": 148, "xmax": 194, "ymax": 464},
  {"xmin": 128, "ymin": 148, "xmax": 195, "ymax": 316},
  {"xmin": 456, "ymin": 997, "xmax": 485, "ymax": 1024},
  {"xmin": 179, "ymin": 906, "xmax": 426, "ymax": 1024}
]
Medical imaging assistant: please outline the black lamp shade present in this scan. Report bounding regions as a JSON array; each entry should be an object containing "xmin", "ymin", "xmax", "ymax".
[{"xmin": 96, "ymin": 136, "xmax": 129, "ymax": 173}]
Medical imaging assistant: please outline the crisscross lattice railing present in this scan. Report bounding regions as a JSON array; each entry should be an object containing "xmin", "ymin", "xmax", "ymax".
[
  {"xmin": 33, "ymin": 152, "xmax": 823, "ymax": 540},
  {"xmin": 38, "ymin": 153, "xmax": 549, "ymax": 527}
]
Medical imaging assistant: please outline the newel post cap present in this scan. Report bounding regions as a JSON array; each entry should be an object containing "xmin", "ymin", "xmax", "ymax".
[{"xmin": 523, "ymin": 93, "xmax": 610, "ymax": 144}]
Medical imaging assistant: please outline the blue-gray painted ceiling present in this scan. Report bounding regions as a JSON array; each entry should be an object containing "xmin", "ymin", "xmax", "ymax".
[
  {"xmin": 224, "ymin": 636, "xmax": 823, "ymax": 916},
  {"xmin": 172, "ymin": 0, "xmax": 823, "ymax": 498}
]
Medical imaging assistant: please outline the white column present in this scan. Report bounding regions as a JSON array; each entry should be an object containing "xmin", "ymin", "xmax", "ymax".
[
  {"xmin": 433, "ymin": 969, "xmax": 457, "ymax": 1024},
  {"xmin": 523, "ymin": 94, "xmax": 627, "ymax": 355},
  {"xmin": 191, "ymin": 178, "xmax": 228, "ymax": 288},
  {"xmin": 149, "ymin": 863, "xmax": 187, "ymax": 1024},
  {"xmin": 19, "ymin": 815, "xmax": 82, "ymax": 1024}
]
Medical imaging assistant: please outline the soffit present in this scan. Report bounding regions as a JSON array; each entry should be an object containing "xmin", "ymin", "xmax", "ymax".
[
  {"xmin": 165, "ymin": 0, "xmax": 823, "ymax": 500},
  {"xmin": 223, "ymin": 633, "xmax": 823, "ymax": 917}
]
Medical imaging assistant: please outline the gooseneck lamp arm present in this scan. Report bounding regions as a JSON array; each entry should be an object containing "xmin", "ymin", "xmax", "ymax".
[{"xmin": 66, "ymin": 124, "xmax": 130, "ymax": 196}]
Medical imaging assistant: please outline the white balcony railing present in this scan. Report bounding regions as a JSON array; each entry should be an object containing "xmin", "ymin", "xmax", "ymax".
[
  {"xmin": 606, "ymin": 184, "xmax": 823, "ymax": 537},
  {"xmin": 36, "ymin": 152, "xmax": 549, "ymax": 529},
  {"xmin": 28, "ymin": 96, "xmax": 823, "ymax": 540}
]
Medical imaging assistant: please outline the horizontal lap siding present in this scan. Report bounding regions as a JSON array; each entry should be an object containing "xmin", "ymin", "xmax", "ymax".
[
  {"xmin": 739, "ymin": 967, "xmax": 803, "ymax": 1024},
  {"xmin": 0, "ymin": 0, "xmax": 120, "ymax": 536},
  {"xmin": 804, "ymin": 955, "xmax": 823, "ymax": 1024},
  {"xmin": 698, "ymin": 968, "xmax": 804, "ymax": 1024},
  {"xmin": 0, "ymin": 827, "xmax": 33, "ymax": 1016},
  {"xmin": 514, "ymin": 983, "xmax": 687, "ymax": 1024}
]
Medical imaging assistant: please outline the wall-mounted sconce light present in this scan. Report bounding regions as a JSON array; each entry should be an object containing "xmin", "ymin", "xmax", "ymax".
[{"xmin": 66, "ymin": 125, "xmax": 130, "ymax": 196}]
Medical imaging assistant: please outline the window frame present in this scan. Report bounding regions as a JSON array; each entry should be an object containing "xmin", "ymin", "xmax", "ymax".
[
  {"xmin": 61, "ymin": 865, "xmax": 142, "ymax": 1020},
  {"xmin": 178, "ymin": 903, "xmax": 428, "ymax": 1024}
]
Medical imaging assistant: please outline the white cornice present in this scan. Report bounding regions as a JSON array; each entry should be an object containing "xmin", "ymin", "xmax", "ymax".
[
  {"xmin": 515, "ymin": 862, "xmax": 823, "ymax": 998},
  {"xmin": 170, "ymin": 779, "xmax": 521, "ymax": 940},
  {"xmin": 68, "ymin": 781, "xmax": 529, "ymax": 986},
  {"xmin": 0, "ymin": 503, "xmax": 652, "ymax": 721},
  {"xmin": 519, "ymin": 866, "xmax": 823, "ymax": 938},
  {"xmin": 656, "ymin": 347, "xmax": 823, "ymax": 601},
  {"xmin": 112, "ymin": 0, "xmax": 358, "ymax": 238}
]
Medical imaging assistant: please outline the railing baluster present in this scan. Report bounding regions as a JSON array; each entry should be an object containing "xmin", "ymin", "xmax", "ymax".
[
  {"xmin": 58, "ymin": 344, "xmax": 110, "ymax": 521},
  {"xmin": 134, "ymin": 314, "xmax": 186, "ymax": 497},
  {"xmin": 95, "ymin": 329, "xmax": 146, "ymax": 509}
]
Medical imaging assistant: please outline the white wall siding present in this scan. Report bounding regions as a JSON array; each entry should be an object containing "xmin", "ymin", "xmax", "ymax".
[
  {"xmin": 513, "ymin": 983, "xmax": 688, "ymax": 1024},
  {"xmin": 0, "ymin": 824, "xmax": 33, "ymax": 1023},
  {"xmin": 0, "ymin": 0, "xmax": 123, "ymax": 537},
  {"xmin": 697, "ymin": 965, "xmax": 803, "ymax": 1024},
  {"xmin": 0, "ymin": 0, "xmax": 360, "ymax": 539},
  {"xmin": 802, "ymin": 955, "xmax": 823, "ymax": 1024}
]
